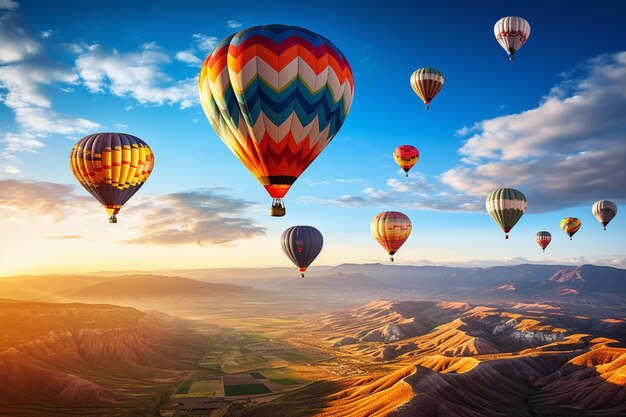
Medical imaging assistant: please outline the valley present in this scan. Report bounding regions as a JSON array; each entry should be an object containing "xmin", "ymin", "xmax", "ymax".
[{"xmin": 0, "ymin": 263, "xmax": 625, "ymax": 416}]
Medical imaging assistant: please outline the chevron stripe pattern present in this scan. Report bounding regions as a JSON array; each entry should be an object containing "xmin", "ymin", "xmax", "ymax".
[
  {"xmin": 199, "ymin": 24, "xmax": 354, "ymax": 199},
  {"xmin": 410, "ymin": 67, "xmax": 444, "ymax": 108},
  {"xmin": 69, "ymin": 132, "xmax": 154, "ymax": 222}
]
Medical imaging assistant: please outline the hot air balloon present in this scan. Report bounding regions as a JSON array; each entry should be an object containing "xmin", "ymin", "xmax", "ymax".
[
  {"xmin": 485, "ymin": 188, "xmax": 527, "ymax": 239},
  {"xmin": 393, "ymin": 145, "xmax": 419, "ymax": 177},
  {"xmin": 199, "ymin": 25, "xmax": 354, "ymax": 217},
  {"xmin": 69, "ymin": 133, "xmax": 154, "ymax": 223},
  {"xmin": 370, "ymin": 211, "xmax": 411, "ymax": 262},
  {"xmin": 281, "ymin": 226, "xmax": 323, "ymax": 278},
  {"xmin": 535, "ymin": 231, "xmax": 552, "ymax": 252},
  {"xmin": 494, "ymin": 16, "xmax": 531, "ymax": 61},
  {"xmin": 561, "ymin": 217, "xmax": 581, "ymax": 240},
  {"xmin": 592, "ymin": 200, "xmax": 617, "ymax": 230},
  {"xmin": 410, "ymin": 68, "xmax": 444, "ymax": 109}
]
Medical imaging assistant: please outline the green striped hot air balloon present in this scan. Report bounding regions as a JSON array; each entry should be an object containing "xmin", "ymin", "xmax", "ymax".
[
  {"xmin": 485, "ymin": 188, "xmax": 527, "ymax": 239},
  {"xmin": 410, "ymin": 67, "xmax": 444, "ymax": 109}
]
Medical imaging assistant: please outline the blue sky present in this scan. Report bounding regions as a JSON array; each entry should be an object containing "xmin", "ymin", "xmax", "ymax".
[{"xmin": 0, "ymin": 0, "xmax": 624, "ymax": 274}]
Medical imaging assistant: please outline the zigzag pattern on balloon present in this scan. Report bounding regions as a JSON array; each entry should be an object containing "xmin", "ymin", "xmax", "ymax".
[{"xmin": 199, "ymin": 25, "xmax": 354, "ymax": 198}]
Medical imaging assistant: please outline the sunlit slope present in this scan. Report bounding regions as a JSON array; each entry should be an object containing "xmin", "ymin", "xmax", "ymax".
[{"xmin": 0, "ymin": 299, "xmax": 204, "ymax": 417}]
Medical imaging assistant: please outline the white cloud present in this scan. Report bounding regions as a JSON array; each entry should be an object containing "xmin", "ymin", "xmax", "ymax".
[
  {"xmin": 305, "ymin": 52, "xmax": 626, "ymax": 214},
  {"xmin": 301, "ymin": 174, "xmax": 482, "ymax": 212},
  {"xmin": 14, "ymin": 107, "xmax": 100, "ymax": 135},
  {"xmin": 0, "ymin": 0, "xmax": 17, "ymax": 11},
  {"xmin": 227, "ymin": 20, "xmax": 243, "ymax": 29},
  {"xmin": 175, "ymin": 50, "xmax": 202, "ymax": 65},
  {"xmin": 76, "ymin": 44, "xmax": 198, "ymax": 109},
  {"xmin": 192, "ymin": 34, "xmax": 218, "ymax": 52},
  {"xmin": 0, "ymin": 10, "xmax": 100, "ymax": 165},
  {"xmin": 125, "ymin": 190, "xmax": 265, "ymax": 246},
  {"xmin": 442, "ymin": 51, "xmax": 626, "ymax": 212},
  {"xmin": 0, "ymin": 11, "xmax": 39, "ymax": 64},
  {"xmin": 41, "ymin": 29, "xmax": 53, "ymax": 38},
  {"xmin": 0, "ymin": 179, "xmax": 266, "ymax": 246}
]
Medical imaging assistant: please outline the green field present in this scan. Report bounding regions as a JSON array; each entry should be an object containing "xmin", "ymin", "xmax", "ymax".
[
  {"xmin": 224, "ymin": 383, "xmax": 272, "ymax": 396},
  {"xmin": 252, "ymin": 368, "xmax": 308, "ymax": 385},
  {"xmin": 276, "ymin": 351, "xmax": 310, "ymax": 362},
  {"xmin": 235, "ymin": 355, "xmax": 267, "ymax": 365},
  {"xmin": 239, "ymin": 346, "xmax": 251, "ymax": 353},
  {"xmin": 175, "ymin": 380, "xmax": 193, "ymax": 394},
  {"xmin": 268, "ymin": 378, "xmax": 299, "ymax": 386},
  {"xmin": 249, "ymin": 372, "xmax": 265, "ymax": 379},
  {"xmin": 241, "ymin": 332, "xmax": 268, "ymax": 343}
]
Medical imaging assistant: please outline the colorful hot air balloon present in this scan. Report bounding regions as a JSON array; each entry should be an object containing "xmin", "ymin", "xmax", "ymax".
[
  {"xmin": 592, "ymin": 200, "xmax": 617, "ymax": 230},
  {"xmin": 393, "ymin": 145, "xmax": 420, "ymax": 177},
  {"xmin": 410, "ymin": 67, "xmax": 444, "ymax": 109},
  {"xmin": 199, "ymin": 25, "xmax": 354, "ymax": 217},
  {"xmin": 535, "ymin": 231, "xmax": 552, "ymax": 252},
  {"xmin": 69, "ymin": 133, "xmax": 154, "ymax": 223},
  {"xmin": 281, "ymin": 226, "xmax": 323, "ymax": 278},
  {"xmin": 370, "ymin": 211, "xmax": 412, "ymax": 262},
  {"xmin": 494, "ymin": 16, "xmax": 531, "ymax": 61},
  {"xmin": 561, "ymin": 217, "xmax": 581, "ymax": 240},
  {"xmin": 485, "ymin": 188, "xmax": 527, "ymax": 239}
]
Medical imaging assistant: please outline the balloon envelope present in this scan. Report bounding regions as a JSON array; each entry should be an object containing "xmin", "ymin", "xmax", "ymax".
[
  {"xmin": 370, "ymin": 211, "xmax": 412, "ymax": 261},
  {"xmin": 592, "ymin": 200, "xmax": 617, "ymax": 230},
  {"xmin": 199, "ymin": 24, "xmax": 354, "ymax": 216},
  {"xmin": 281, "ymin": 226, "xmax": 323, "ymax": 278},
  {"xmin": 393, "ymin": 145, "xmax": 419, "ymax": 176},
  {"xmin": 560, "ymin": 217, "xmax": 581, "ymax": 240},
  {"xmin": 69, "ymin": 132, "xmax": 154, "ymax": 223},
  {"xmin": 410, "ymin": 67, "xmax": 444, "ymax": 109},
  {"xmin": 485, "ymin": 188, "xmax": 527, "ymax": 239},
  {"xmin": 494, "ymin": 16, "xmax": 530, "ymax": 60},
  {"xmin": 535, "ymin": 231, "xmax": 552, "ymax": 252}
]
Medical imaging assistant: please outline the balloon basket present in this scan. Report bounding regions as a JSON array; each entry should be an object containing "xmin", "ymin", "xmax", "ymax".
[
  {"xmin": 109, "ymin": 216, "xmax": 117, "ymax": 224},
  {"xmin": 270, "ymin": 199, "xmax": 286, "ymax": 217}
]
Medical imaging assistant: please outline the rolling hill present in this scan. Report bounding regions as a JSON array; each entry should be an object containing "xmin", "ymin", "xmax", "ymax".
[{"xmin": 0, "ymin": 299, "xmax": 205, "ymax": 417}]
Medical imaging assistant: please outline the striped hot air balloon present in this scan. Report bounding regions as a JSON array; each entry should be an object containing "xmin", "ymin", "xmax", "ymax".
[
  {"xmin": 370, "ymin": 211, "xmax": 412, "ymax": 262},
  {"xmin": 199, "ymin": 25, "xmax": 354, "ymax": 217},
  {"xmin": 494, "ymin": 16, "xmax": 531, "ymax": 61},
  {"xmin": 485, "ymin": 188, "xmax": 527, "ymax": 239},
  {"xmin": 393, "ymin": 145, "xmax": 420, "ymax": 177},
  {"xmin": 69, "ymin": 133, "xmax": 154, "ymax": 223},
  {"xmin": 281, "ymin": 226, "xmax": 323, "ymax": 278},
  {"xmin": 592, "ymin": 200, "xmax": 617, "ymax": 230},
  {"xmin": 561, "ymin": 217, "xmax": 581, "ymax": 240},
  {"xmin": 410, "ymin": 67, "xmax": 444, "ymax": 109},
  {"xmin": 535, "ymin": 231, "xmax": 552, "ymax": 252}
]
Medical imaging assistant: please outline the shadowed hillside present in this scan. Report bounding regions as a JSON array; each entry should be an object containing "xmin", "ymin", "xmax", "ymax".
[{"xmin": 0, "ymin": 299, "xmax": 205, "ymax": 417}]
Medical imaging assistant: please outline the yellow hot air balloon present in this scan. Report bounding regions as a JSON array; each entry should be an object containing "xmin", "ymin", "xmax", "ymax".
[
  {"xmin": 69, "ymin": 132, "xmax": 154, "ymax": 223},
  {"xmin": 370, "ymin": 211, "xmax": 412, "ymax": 262},
  {"xmin": 560, "ymin": 217, "xmax": 581, "ymax": 240}
]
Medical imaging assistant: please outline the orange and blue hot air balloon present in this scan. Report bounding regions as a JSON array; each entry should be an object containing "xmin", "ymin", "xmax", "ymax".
[
  {"xmin": 69, "ymin": 133, "xmax": 154, "ymax": 223},
  {"xmin": 199, "ymin": 25, "xmax": 354, "ymax": 217},
  {"xmin": 393, "ymin": 145, "xmax": 419, "ymax": 177},
  {"xmin": 281, "ymin": 226, "xmax": 323, "ymax": 278}
]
